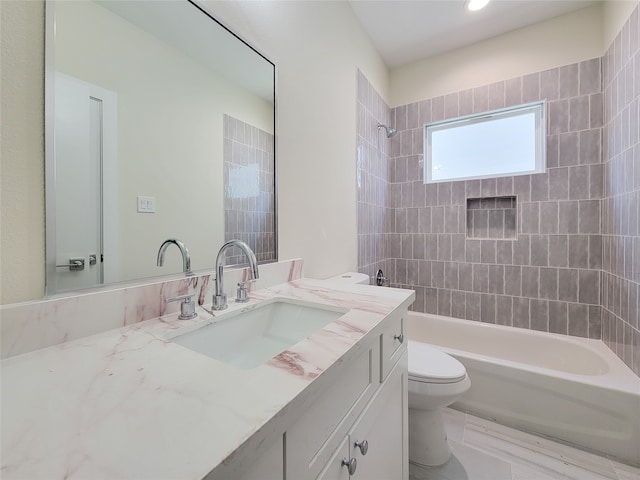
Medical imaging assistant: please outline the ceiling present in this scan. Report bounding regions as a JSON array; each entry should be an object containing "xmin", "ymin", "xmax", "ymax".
[{"xmin": 348, "ymin": 0, "xmax": 599, "ymax": 68}]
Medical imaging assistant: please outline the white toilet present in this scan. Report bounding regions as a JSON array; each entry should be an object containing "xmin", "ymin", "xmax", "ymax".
[
  {"xmin": 326, "ymin": 273, "xmax": 470, "ymax": 467},
  {"xmin": 408, "ymin": 340, "xmax": 471, "ymax": 467}
]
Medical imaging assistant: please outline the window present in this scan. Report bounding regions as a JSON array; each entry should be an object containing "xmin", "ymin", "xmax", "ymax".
[{"xmin": 424, "ymin": 101, "xmax": 546, "ymax": 183}]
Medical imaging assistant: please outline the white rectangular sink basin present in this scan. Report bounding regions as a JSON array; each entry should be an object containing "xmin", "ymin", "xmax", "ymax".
[{"xmin": 172, "ymin": 298, "xmax": 349, "ymax": 369}]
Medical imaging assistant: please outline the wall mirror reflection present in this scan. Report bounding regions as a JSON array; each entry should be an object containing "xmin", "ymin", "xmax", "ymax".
[{"xmin": 46, "ymin": 0, "xmax": 276, "ymax": 295}]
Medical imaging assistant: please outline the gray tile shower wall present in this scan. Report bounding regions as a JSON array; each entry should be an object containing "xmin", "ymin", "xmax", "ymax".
[
  {"xmin": 602, "ymin": 4, "xmax": 640, "ymax": 375},
  {"xmin": 356, "ymin": 70, "xmax": 393, "ymax": 282},
  {"xmin": 356, "ymin": 7, "xmax": 640, "ymax": 377},
  {"xmin": 223, "ymin": 114, "xmax": 275, "ymax": 265},
  {"xmin": 386, "ymin": 57, "xmax": 604, "ymax": 340}
]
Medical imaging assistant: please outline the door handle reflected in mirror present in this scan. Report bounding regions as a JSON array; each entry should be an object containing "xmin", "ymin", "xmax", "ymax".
[{"xmin": 55, "ymin": 258, "xmax": 85, "ymax": 271}]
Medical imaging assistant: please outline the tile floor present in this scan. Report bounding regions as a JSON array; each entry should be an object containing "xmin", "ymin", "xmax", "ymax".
[{"xmin": 409, "ymin": 408, "xmax": 640, "ymax": 480}]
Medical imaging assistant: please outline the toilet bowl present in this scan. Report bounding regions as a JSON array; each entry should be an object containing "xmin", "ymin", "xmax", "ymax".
[{"xmin": 408, "ymin": 340, "xmax": 471, "ymax": 467}]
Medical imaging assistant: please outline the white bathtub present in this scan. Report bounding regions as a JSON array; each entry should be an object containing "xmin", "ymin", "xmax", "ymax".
[{"xmin": 407, "ymin": 312, "xmax": 640, "ymax": 466}]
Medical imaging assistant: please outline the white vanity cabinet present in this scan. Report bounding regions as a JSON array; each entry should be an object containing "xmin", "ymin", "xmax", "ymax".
[
  {"xmin": 286, "ymin": 309, "xmax": 408, "ymax": 480},
  {"xmin": 316, "ymin": 353, "xmax": 408, "ymax": 480},
  {"xmin": 220, "ymin": 309, "xmax": 409, "ymax": 480}
]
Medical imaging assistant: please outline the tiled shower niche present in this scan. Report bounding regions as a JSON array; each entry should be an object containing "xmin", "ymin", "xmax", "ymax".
[{"xmin": 466, "ymin": 196, "xmax": 517, "ymax": 239}]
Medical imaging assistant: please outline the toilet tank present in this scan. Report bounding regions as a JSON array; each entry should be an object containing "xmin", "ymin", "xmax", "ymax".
[{"xmin": 325, "ymin": 272, "xmax": 370, "ymax": 285}]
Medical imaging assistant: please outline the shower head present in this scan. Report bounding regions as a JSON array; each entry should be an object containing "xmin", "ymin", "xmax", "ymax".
[{"xmin": 377, "ymin": 123, "xmax": 397, "ymax": 138}]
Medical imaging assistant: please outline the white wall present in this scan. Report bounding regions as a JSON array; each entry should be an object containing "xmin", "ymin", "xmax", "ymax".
[
  {"xmin": 390, "ymin": 3, "xmax": 605, "ymax": 107},
  {"xmin": 0, "ymin": 1, "xmax": 46, "ymax": 304}
]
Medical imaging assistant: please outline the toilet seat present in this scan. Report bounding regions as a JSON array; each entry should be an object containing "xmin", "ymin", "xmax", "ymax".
[{"xmin": 408, "ymin": 341, "xmax": 467, "ymax": 384}]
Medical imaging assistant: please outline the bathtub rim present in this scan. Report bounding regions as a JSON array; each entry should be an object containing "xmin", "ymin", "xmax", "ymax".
[{"xmin": 406, "ymin": 311, "xmax": 640, "ymax": 395}]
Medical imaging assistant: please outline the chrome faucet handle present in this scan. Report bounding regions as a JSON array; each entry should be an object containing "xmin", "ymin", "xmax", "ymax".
[
  {"xmin": 236, "ymin": 282, "xmax": 250, "ymax": 303},
  {"xmin": 166, "ymin": 294, "xmax": 197, "ymax": 320}
]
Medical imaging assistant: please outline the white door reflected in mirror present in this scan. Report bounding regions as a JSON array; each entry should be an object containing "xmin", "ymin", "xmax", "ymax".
[{"xmin": 54, "ymin": 73, "xmax": 118, "ymax": 292}]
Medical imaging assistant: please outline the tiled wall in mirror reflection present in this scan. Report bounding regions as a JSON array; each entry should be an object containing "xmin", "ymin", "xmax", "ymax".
[{"xmin": 223, "ymin": 114, "xmax": 275, "ymax": 265}]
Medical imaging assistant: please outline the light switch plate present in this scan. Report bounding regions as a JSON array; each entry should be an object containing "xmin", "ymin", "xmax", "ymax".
[{"xmin": 137, "ymin": 196, "xmax": 156, "ymax": 213}]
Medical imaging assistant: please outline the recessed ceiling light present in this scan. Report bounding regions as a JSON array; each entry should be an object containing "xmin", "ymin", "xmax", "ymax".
[{"xmin": 465, "ymin": 0, "xmax": 490, "ymax": 11}]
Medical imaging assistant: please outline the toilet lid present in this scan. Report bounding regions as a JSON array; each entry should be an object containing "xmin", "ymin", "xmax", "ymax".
[{"xmin": 408, "ymin": 341, "xmax": 467, "ymax": 384}]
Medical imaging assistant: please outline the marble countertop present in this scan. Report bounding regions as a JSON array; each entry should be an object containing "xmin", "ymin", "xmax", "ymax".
[{"xmin": 1, "ymin": 278, "xmax": 414, "ymax": 479}]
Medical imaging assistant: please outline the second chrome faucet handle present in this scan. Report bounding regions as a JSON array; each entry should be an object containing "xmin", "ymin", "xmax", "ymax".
[
  {"xmin": 166, "ymin": 293, "xmax": 197, "ymax": 320},
  {"xmin": 236, "ymin": 282, "xmax": 250, "ymax": 303}
]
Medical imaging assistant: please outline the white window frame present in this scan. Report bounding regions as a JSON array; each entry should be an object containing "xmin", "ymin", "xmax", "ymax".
[{"xmin": 424, "ymin": 101, "xmax": 546, "ymax": 184}]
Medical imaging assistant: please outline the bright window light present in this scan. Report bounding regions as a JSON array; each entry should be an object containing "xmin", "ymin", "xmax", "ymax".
[{"xmin": 424, "ymin": 101, "xmax": 546, "ymax": 184}]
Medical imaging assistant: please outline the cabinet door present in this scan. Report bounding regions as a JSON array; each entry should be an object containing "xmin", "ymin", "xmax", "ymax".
[
  {"xmin": 316, "ymin": 435, "xmax": 351, "ymax": 480},
  {"xmin": 286, "ymin": 343, "xmax": 379, "ymax": 479},
  {"xmin": 349, "ymin": 352, "xmax": 408, "ymax": 480}
]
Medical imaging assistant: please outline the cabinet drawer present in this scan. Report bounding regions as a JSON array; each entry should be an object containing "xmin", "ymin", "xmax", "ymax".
[
  {"xmin": 380, "ymin": 310, "xmax": 405, "ymax": 381},
  {"xmin": 287, "ymin": 342, "xmax": 378, "ymax": 479}
]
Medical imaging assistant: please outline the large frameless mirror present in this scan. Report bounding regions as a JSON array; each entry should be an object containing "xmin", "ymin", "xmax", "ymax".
[{"xmin": 45, "ymin": 0, "xmax": 276, "ymax": 295}]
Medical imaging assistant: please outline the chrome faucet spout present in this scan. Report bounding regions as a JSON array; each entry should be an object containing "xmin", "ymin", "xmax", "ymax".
[
  {"xmin": 157, "ymin": 238, "xmax": 193, "ymax": 276},
  {"xmin": 213, "ymin": 240, "xmax": 259, "ymax": 310}
]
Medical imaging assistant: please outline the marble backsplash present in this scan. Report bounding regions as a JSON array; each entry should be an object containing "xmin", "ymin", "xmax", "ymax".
[{"xmin": 0, "ymin": 258, "xmax": 303, "ymax": 360}]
